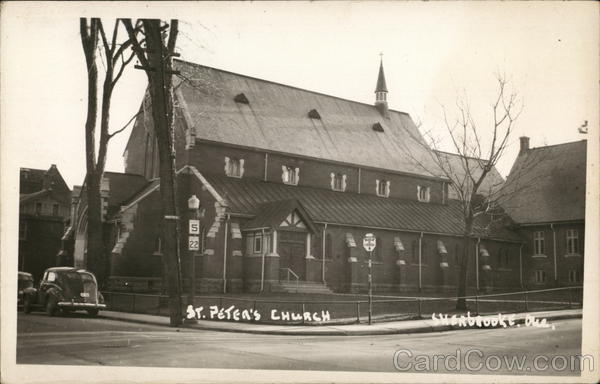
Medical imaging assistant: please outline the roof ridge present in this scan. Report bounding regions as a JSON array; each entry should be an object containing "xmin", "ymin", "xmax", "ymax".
[
  {"xmin": 174, "ymin": 58, "xmax": 410, "ymax": 116},
  {"xmin": 527, "ymin": 139, "xmax": 587, "ymax": 152}
]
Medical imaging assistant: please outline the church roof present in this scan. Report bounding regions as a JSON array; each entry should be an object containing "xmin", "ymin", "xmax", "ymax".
[
  {"xmin": 499, "ymin": 140, "xmax": 586, "ymax": 224},
  {"xmin": 204, "ymin": 173, "xmax": 521, "ymax": 241},
  {"xmin": 173, "ymin": 59, "xmax": 444, "ymax": 180},
  {"xmin": 433, "ymin": 150, "xmax": 505, "ymax": 200},
  {"xmin": 375, "ymin": 60, "xmax": 388, "ymax": 93}
]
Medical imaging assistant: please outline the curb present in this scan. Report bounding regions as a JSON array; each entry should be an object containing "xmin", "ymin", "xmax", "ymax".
[{"xmin": 99, "ymin": 310, "xmax": 582, "ymax": 336}]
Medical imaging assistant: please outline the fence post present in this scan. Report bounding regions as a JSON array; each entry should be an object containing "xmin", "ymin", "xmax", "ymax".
[
  {"xmin": 301, "ymin": 303, "xmax": 306, "ymax": 325},
  {"xmin": 356, "ymin": 302, "xmax": 360, "ymax": 324},
  {"xmin": 252, "ymin": 300, "xmax": 256, "ymax": 314},
  {"xmin": 568, "ymin": 287, "xmax": 573, "ymax": 309},
  {"xmin": 475, "ymin": 295, "xmax": 479, "ymax": 315},
  {"xmin": 524, "ymin": 292, "xmax": 529, "ymax": 312},
  {"xmin": 219, "ymin": 297, "xmax": 223, "ymax": 309},
  {"xmin": 417, "ymin": 298, "xmax": 422, "ymax": 318}
]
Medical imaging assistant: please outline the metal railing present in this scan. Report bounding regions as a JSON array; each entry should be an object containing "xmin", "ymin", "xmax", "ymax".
[
  {"xmin": 279, "ymin": 268, "xmax": 300, "ymax": 293},
  {"xmin": 101, "ymin": 285, "xmax": 583, "ymax": 325}
]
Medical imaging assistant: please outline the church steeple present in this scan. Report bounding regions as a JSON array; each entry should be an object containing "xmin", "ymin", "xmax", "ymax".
[{"xmin": 374, "ymin": 55, "xmax": 389, "ymax": 118}]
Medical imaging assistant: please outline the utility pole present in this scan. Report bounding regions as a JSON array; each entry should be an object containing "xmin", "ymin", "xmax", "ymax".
[{"xmin": 124, "ymin": 18, "xmax": 183, "ymax": 326}]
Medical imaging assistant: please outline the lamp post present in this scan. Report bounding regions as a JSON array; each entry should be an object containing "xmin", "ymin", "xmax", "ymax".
[{"xmin": 187, "ymin": 194, "xmax": 201, "ymax": 308}]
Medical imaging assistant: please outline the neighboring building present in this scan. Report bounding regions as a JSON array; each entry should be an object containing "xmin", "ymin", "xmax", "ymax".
[
  {"xmin": 66, "ymin": 58, "xmax": 525, "ymax": 294},
  {"xmin": 19, "ymin": 165, "xmax": 71, "ymax": 280},
  {"xmin": 500, "ymin": 138, "xmax": 586, "ymax": 288}
]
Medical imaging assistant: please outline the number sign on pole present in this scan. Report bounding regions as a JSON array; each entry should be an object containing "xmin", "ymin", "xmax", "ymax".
[{"xmin": 189, "ymin": 219, "xmax": 200, "ymax": 235}]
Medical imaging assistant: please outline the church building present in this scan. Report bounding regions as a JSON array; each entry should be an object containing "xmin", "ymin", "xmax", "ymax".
[{"xmin": 65, "ymin": 59, "xmax": 569, "ymax": 294}]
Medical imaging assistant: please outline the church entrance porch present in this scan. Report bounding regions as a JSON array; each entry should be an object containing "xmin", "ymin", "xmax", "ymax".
[{"xmin": 278, "ymin": 230, "xmax": 307, "ymax": 280}]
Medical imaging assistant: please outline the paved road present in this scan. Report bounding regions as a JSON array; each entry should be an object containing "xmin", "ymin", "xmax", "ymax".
[{"xmin": 17, "ymin": 312, "xmax": 584, "ymax": 376}]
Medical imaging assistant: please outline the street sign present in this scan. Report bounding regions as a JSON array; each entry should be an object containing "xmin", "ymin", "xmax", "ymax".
[
  {"xmin": 189, "ymin": 219, "xmax": 200, "ymax": 235},
  {"xmin": 363, "ymin": 233, "xmax": 376, "ymax": 252},
  {"xmin": 188, "ymin": 235, "xmax": 200, "ymax": 251}
]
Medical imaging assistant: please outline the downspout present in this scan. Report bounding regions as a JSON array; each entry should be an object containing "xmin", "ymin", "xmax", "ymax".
[
  {"xmin": 551, "ymin": 223, "xmax": 557, "ymax": 284},
  {"xmin": 223, "ymin": 214, "xmax": 230, "ymax": 293},
  {"xmin": 322, "ymin": 223, "xmax": 328, "ymax": 283},
  {"xmin": 519, "ymin": 243, "xmax": 523, "ymax": 288},
  {"xmin": 260, "ymin": 228, "xmax": 266, "ymax": 292},
  {"xmin": 418, "ymin": 232, "xmax": 423, "ymax": 292},
  {"xmin": 476, "ymin": 237, "xmax": 481, "ymax": 292},
  {"xmin": 264, "ymin": 153, "xmax": 268, "ymax": 181}
]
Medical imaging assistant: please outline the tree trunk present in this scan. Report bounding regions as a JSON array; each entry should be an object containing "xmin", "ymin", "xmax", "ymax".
[
  {"xmin": 456, "ymin": 217, "xmax": 474, "ymax": 310},
  {"xmin": 86, "ymin": 174, "xmax": 106, "ymax": 284},
  {"xmin": 143, "ymin": 19, "xmax": 183, "ymax": 327},
  {"xmin": 80, "ymin": 18, "xmax": 106, "ymax": 283}
]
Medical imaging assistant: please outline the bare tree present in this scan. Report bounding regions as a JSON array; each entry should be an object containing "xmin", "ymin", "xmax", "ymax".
[
  {"xmin": 123, "ymin": 18, "xmax": 183, "ymax": 326},
  {"xmin": 406, "ymin": 75, "xmax": 524, "ymax": 310},
  {"xmin": 79, "ymin": 18, "xmax": 139, "ymax": 285}
]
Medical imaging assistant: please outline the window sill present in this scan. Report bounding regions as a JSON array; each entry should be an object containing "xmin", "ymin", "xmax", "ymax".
[
  {"xmin": 376, "ymin": 194, "xmax": 389, "ymax": 198},
  {"xmin": 225, "ymin": 174, "xmax": 243, "ymax": 179},
  {"xmin": 564, "ymin": 253, "xmax": 582, "ymax": 258},
  {"xmin": 283, "ymin": 181, "xmax": 298, "ymax": 186},
  {"xmin": 532, "ymin": 254, "xmax": 547, "ymax": 258},
  {"xmin": 331, "ymin": 188, "xmax": 345, "ymax": 192}
]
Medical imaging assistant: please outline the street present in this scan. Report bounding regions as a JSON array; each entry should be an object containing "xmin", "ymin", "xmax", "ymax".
[{"xmin": 17, "ymin": 312, "xmax": 583, "ymax": 376}]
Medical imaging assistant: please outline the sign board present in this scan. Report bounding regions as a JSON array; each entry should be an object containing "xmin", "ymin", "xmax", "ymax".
[
  {"xmin": 189, "ymin": 219, "xmax": 200, "ymax": 235},
  {"xmin": 188, "ymin": 235, "xmax": 200, "ymax": 251},
  {"xmin": 363, "ymin": 233, "xmax": 376, "ymax": 252}
]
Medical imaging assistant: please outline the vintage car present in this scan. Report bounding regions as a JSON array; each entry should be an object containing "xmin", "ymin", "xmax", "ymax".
[
  {"xmin": 22, "ymin": 267, "xmax": 106, "ymax": 316},
  {"xmin": 18, "ymin": 271, "xmax": 34, "ymax": 306}
]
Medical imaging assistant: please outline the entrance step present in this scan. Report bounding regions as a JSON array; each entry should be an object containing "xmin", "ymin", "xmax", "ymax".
[{"xmin": 276, "ymin": 280, "xmax": 334, "ymax": 294}]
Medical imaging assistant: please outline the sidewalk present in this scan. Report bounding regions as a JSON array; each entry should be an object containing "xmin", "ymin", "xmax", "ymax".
[{"xmin": 100, "ymin": 308, "xmax": 582, "ymax": 336}]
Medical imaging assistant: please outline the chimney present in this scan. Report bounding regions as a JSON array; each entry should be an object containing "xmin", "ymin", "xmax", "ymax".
[{"xmin": 519, "ymin": 136, "xmax": 530, "ymax": 154}]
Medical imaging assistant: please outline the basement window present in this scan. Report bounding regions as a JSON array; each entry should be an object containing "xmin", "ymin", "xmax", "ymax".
[
  {"xmin": 234, "ymin": 93, "xmax": 250, "ymax": 104},
  {"xmin": 372, "ymin": 122, "xmax": 384, "ymax": 132}
]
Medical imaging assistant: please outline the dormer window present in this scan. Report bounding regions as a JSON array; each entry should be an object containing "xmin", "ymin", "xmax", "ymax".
[
  {"xmin": 417, "ymin": 186, "xmax": 430, "ymax": 202},
  {"xmin": 282, "ymin": 165, "xmax": 299, "ymax": 185},
  {"xmin": 376, "ymin": 179, "xmax": 390, "ymax": 197},
  {"xmin": 308, "ymin": 109, "xmax": 321, "ymax": 119},
  {"xmin": 224, "ymin": 156, "xmax": 244, "ymax": 178},
  {"xmin": 372, "ymin": 122, "xmax": 384, "ymax": 132},
  {"xmin": 234, "ymin": 93, "xmax": 250, "ymax": 104},
  {"xmin": 330, "ymin": 172, "xmax": 347, "ymax": 192}
]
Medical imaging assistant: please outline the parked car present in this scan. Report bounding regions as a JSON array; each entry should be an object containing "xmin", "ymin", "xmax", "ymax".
[
  {"xmin": 18, "ymin": 271, "xmax": 34, "ymax": 306},
  {"xmin": 22, "ymin": 267, "xmax": 106, "ymax": 316}
]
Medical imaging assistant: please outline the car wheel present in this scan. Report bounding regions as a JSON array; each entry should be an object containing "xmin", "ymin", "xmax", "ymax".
[
  {"xmin": 23, "ymin": 297, "xmax": 32, "ymax": 314},
  {"xmin": 45, "ymin": 297, "xmax": 58, "ymax": 316},
  {"xmin": 87, "ymin": 309, "xmax": 99, "ymax": 317}
]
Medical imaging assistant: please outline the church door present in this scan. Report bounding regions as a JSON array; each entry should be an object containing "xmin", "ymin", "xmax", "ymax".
[{"xmin": 278, "ymin": 230, "xmax": 306, "ymax": 280}]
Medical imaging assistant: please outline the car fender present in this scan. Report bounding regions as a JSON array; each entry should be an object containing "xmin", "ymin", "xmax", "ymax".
[
  {"xmin": 45, "ymin": 287, "xmax": 64, "ymax": 304},
  {"xmin": 23, "ymin": 287, "xmax": 38, "ymax": 301}
]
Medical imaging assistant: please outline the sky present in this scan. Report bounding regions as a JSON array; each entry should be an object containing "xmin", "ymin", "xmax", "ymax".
[{"xmin": 1, "ymin": 1, "xmax": 598, "ymax": 188}]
